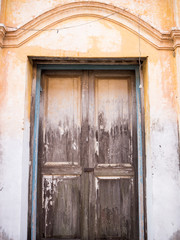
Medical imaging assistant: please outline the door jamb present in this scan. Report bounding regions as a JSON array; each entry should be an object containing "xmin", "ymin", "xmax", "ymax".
[{"xmin": 30, "ymin": 64, "xmax": 145, "ymax": 240}]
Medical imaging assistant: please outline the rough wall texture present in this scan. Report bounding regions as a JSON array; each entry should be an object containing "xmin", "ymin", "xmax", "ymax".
[
  {"xmin": 3, "ymin": 0, "xmax": 175, "ymax": 31},
  {"xmin": 0, "ymin": 0, "xmax": 180, "ymax": 240}
]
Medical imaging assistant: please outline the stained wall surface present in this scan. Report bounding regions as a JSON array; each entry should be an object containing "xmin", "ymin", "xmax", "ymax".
[{"xmin": 0, "ymin": 0, "xmax": 180, "ymax": 240}]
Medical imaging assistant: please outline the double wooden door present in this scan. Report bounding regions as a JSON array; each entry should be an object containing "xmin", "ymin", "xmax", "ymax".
[{"xmin": 37, "ymin": 70, "xmax": 139, "ymax": 240}]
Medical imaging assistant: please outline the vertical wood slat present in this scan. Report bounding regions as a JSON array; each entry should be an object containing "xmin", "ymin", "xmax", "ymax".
[
  {"xmin": 135, "ymin": 67, "xmax": 144, "ymax": 240},
  {"xmin": 37, "ymin": 73, "xmax": 48, "ymax": 239},
  {"xmin": 88, "ymin": 71, "xmax": 95, "ymax": 169},
  {"xmin": 81, "ymin": 71, "xmax": 89, "ymax": 240},
  {"xmin": 130, "ymin": 74, "xmax": 139, "ymax": 239},
  {"xmin": 88, "ymin": 71, "xmax": 96, "ymax": 239},
  {"xmin": 31, "ymin": 68, "xmax": 41, "ymax": 240}
]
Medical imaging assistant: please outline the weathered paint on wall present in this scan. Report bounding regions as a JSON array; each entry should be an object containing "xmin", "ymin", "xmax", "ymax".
[
  {"xmin": 175, "ymin": 48, "xmax": 180, "ymax": 134},
  {"xmin": 3, "ymin": 0, "xmax": 175, "ymax": 32},
  {"xmin": 146, "ymin": 51, "xmax": 180, "ymax": 240},
  {"xmin": 0, "ymin": 0, "xmax": 180, "ymax": 240}
]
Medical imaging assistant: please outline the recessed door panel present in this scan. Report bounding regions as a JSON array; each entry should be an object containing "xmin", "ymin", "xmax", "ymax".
[
  {"xmin": 42, "ymin": 175, "xmax": 80, "ymax": 238},
  {"xmin": 40, "ymin": 75, "xmax": 81, "ymax": 165},
  {"xmin": 95, "ymin": 78, "xmax": 131, "ymax": 164},
  {"xmin": 95, "ymin": 178, "xmax": 134, "ymax": 239}
]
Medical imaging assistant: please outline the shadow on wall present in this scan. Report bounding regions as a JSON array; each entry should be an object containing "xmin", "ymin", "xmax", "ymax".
[
  {"xmin": 170, "ymin": 230, "xmax": 180, "ymax": 240},
  {"xmin": 0, "ymin": 227, "xmax": 13, "ymax": 240}
]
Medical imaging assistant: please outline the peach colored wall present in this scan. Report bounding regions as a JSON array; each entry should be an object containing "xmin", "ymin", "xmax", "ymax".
[
  {"xmin": 2, "ymin": 0, "xmax": 175, "ymax": 31},
  {"xmin": 0, "ymin": 1, "xmax": 180, "ymax": 240}
]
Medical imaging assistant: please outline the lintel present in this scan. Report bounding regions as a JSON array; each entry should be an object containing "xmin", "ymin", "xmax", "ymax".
[{"xmin": 29, "ymin": 56, "xmax": 146, "ymax": 66}]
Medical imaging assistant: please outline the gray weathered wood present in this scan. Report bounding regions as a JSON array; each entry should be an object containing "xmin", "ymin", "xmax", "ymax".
[
  {"xmin": 91, "ymin": 71, "xmax": 138, "ymax": 239},
  {"xmin": 37, "ymin": 70, "xmax": 139, "ymax": 240},
  {"xmin": 38, "ymin": 72, "xmax": 82, "ymax": 239},
  {"xmin": 80, "ymin": 71, "xmax": 89, "ymax": 240}
]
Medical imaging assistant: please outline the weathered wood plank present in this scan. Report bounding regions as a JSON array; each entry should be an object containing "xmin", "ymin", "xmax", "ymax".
[
  {"xmin": 94, "ymin": 164, "xmax": 134, "ymax": 177},
  {"xmin": 88, "ymin": 71, "xmax": 95, "ymax": 169},
  {"xmin": 31, "ymin": 68, "xmax": 41, "ymax": 240},
  {"xmin": 80, "ymin": 71, "xmax": 89, "ymax": 240},
  {"xmin": 42, "ymin": 165, "xmax": 82, "ymax": 175},
  {"xmin": 42, "ymin": 238, "xmax": 81, "ymax": 240},
  {"xmin": 88, "ymin": 71, "xmax": 96, "ymax": 240}
]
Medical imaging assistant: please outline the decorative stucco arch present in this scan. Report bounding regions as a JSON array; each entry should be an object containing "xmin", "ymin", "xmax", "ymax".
[{"xmin": 0, "ymin": 1, "xmax": 180, "ymax": 49}]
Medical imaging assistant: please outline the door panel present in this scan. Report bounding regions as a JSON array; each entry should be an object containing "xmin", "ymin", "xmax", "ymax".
[
  {"xmin": 37, "ymin": 70, "xmax": 138, "ymax": 240},
  {"xmin": 96, "ymin": 178, "xmax": 133, "ymax": 239},
  {"xmin": 43, "ymin": 175, "xmax": 80, "ymax": 238},
  {"xmin": 41, "ymin": 75, "xmax": 81, "ymax": 165},
  {"xmin": 90, "ymin": 71, "xmax": 138, "ymax": 240},
  {"xmin": 38, "ymin": 72, "xmax": 83, "ymax": 239},
  {"xmin": 95, "ymin": 77, "xmax": 131, "ymax": 164}
]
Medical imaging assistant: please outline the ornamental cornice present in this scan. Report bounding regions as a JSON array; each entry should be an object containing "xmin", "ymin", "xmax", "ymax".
[
  {"xmin": 170, "ymin": 29, "xmax": 180, "ymax": 49},
  {"xmin": 0, "ymin": 24, "xmax": 6, "ymax": 48},
  {"xmin": 0, "ymin": 1, "xmax": 180, "ymax": 50}
]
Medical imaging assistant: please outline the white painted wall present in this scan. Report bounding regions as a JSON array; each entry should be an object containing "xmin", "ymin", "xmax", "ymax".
[
  {"xmin": 146, "ymin": 58, "xmax": 180, "ymax": 240},
  {"xmin": 0, "ymin": 53, "xmax": 29, "ymax": 240}
]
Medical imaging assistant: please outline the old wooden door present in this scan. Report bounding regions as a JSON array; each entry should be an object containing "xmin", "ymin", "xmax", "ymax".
[{"xmin": 37, "ymin": 70, "xmax": 138, "ymax": 240}]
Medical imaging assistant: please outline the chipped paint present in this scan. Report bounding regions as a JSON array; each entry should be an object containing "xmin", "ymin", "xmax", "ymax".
[
  {"xmin": 98, "ymin": 176, "xmax": 122, "ymax": 179},
  {"xmin": 0, "ymin": 0, "xmax": 180, "ymax": 240}
]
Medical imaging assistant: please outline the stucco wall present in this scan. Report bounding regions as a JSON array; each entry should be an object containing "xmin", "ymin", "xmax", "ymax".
[
  {"xmin": 0, "ymin": 1, "xmax": 180, "ymax": 240},
  {"xmin": 3, "ymin": 0, "xmax": 175, "ymax": 31}
]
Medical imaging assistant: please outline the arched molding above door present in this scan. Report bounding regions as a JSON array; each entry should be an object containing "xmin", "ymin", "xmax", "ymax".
[{"xmin": 0, "ymin": 1, "xmax": 180, "ymax": 49}]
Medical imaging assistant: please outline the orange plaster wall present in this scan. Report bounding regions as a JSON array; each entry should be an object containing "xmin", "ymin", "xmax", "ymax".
[
  {"xmin": 0, "ymin": 15, "xmax": 178, "ymax": 134},
  {"xmin": 176, "ymin": 0, "xmax": 180, "ymax": 27},
  {"xmin": 3, "ymin": 0, "xmax": 175, "ymax": 31},
  {"xmin": 0, "ymin": 16, "xmax": 178, "ymax": 136},
  {"xmin": 0, "ymin": 0, "xmax": 7, "ymax": 23}
]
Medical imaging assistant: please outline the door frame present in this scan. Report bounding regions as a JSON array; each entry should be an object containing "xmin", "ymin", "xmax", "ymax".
[{"xmin": 30, "ymin": 63, "xmax": 145, "ymax": 240}]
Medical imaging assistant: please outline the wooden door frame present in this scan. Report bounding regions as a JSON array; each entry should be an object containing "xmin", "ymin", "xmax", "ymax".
[{"xmin": 29, "ymin": 63, "xmax": 146, "ymax": 240}]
